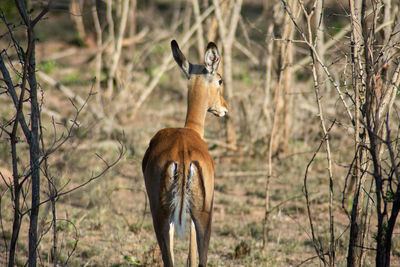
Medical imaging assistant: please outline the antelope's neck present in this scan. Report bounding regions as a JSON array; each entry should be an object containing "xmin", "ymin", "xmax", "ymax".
[{"xmin": 184, "ymin": 79, "xmax": 207, "ymax": 138}]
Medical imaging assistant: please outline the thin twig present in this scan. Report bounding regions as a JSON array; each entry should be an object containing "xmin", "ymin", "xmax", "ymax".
[
  {"xmin": 217, "ymin": 170, "xmax": 268, "ymax": 177},
  {"xmin": 304, "ymin": 2, "xmax": 336, "ymax": 264},
  {"xmin": 281, "ymin": 0, "xmax": 354, "ymax": 125},
  {"xmin": 36, "ymin": 70, "xmax": 101, "ymax": 119}
]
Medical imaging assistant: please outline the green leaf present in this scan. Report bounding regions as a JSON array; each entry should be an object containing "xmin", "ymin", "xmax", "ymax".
[{"xmin": 123, "ymin": 255, "xmax": 142, "ymax": 266}]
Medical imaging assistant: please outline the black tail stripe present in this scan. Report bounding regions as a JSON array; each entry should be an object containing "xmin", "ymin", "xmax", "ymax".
[
  {"xmin": 161, "ymin": 160, "xmax": 174, "ymax": 201},
  {"xmin": 187, "ymin": 162, "xmax": 193, "ymax": 189},
  {"xmin": 192, "ymin": 161, "xmax": 206, "ymax": 210},
  {"xmin": 179, "ymin": 154, "xmax": 186, "ymax": 225}
]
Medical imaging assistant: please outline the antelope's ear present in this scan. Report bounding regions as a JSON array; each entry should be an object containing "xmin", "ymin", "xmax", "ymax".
[
  {"xmin": 171, "ymin": 40, "xmax": 190, "ymax": 79},
  {"xmin": 204, "ymin": 42, "xmax": 220, "ymax": 74}
]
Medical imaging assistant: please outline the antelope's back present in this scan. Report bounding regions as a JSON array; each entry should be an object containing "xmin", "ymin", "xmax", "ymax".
[
  {"xmin": 142, "ymin": 127, "xmax": 214, "ymax": 181},
  {"xmin": 142, "ymin": 128, "xmax": 215, "ymax": 211}
]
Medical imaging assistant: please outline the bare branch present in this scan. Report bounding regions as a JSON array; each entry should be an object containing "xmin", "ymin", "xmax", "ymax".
[
  {"xmin": 37, "ymin": 70, "xmax": 101, "ymax": 119},
  {"xmin": 280, "ymin": 0, "xmax": 354, "ymax": 124},
  {"xmin": 192, "ymin": 0, "xmax": 205, "ymax": 59},
  {"xmin": 131, "ymin": 4, "xmax": 216, "ymax": 119},
  {"xmin": 107, "ymin": 0, "xmax": 130, "ymax": 98},
  {"xmin": 22, "ymin": 140, "xmax": 125, "ymax": 217}
]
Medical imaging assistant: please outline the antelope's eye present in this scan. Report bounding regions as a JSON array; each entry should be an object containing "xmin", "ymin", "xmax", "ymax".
[{"xmin": 218, "ymin": 79, "xmax": 223, "ymax": 86}]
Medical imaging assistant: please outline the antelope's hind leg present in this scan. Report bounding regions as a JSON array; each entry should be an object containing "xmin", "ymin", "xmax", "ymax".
[
  {"xmin": 191, "ymin": 207, "xmax": 213, "ymax": 267},
  {"xmin": 151, "ymin": 212, "xmax": 174, "ymax": 267},
  {"xmin": 169, "ymin": 222, "xmax": 175, "ymax": 265},
  {"xmin": 146, "ymin": 182, "xmax": 174, "ymax": 266},
  {"xmin": 187, "ymin": 220, "xmax": 197, "ymax": 267},
  {"xmin": 144, "ymin": 162, "xmax": 176, "ymax": 266}
]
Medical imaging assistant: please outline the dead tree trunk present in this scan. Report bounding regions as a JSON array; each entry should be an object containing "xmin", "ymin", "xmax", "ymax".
[
  {"xmin": 347, "ymin": 0, "xmax": 400, "ymax": 265},
  {"xmin": 346, "ymin": 0, "xmax": 367, "ymax": 265},
  {"xmin": 11, "ymin": 1, "xmax": 48, "ymax": 265},
  {"xmin": 270, "ymin": 0, "xmax": 297, "ymax": 157},
  {"xmin": 27, "ymin": 29, "xmax": 41, "ymax": 267},
  {"xmin": 213, "ymin": 0, "xmax": 243, "ymax": 148}
]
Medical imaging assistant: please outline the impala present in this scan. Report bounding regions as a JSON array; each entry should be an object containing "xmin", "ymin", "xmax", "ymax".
[{"xmin": 142, "ymin": 40, "xmax": 228, "ymax": 267}]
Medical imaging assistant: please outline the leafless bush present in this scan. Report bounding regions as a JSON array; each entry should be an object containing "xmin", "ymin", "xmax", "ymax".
[
  {"xmin": 0, "ymin": 1, "xmax": 123, "ymax": 266},
  {"xmin": 281, "ymin": 0, "xmax": 400, "ymax": 265}
]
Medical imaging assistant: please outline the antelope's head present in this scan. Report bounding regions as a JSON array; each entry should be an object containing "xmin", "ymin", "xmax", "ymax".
[{"xmin": 171, "ymin": 40, "xmax": 228, "ymax": 117}]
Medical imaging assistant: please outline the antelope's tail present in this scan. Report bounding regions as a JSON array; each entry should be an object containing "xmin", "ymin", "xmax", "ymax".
[{"xmin": 169, "ymin": 161, "xmax": 195, "ymax": 239}]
